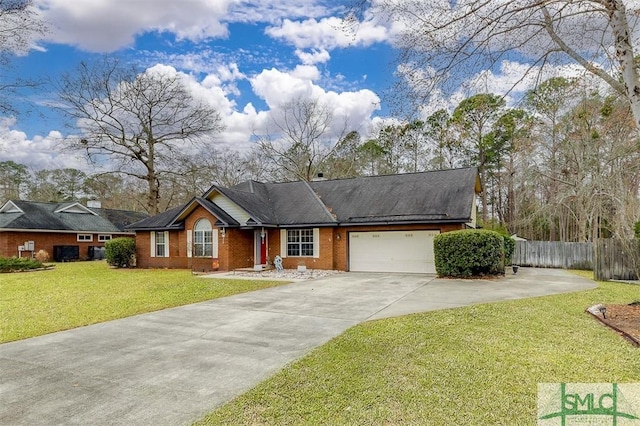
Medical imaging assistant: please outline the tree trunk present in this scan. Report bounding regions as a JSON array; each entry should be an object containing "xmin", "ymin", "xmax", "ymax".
[{"xmin": 607, "ymin": 0, "xmax": 640, "ymax": 130}]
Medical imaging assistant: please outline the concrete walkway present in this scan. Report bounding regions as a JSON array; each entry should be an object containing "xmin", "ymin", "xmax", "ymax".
[{"xmin": 0, "ymin": 268, "xmax": 595, "ymax": 426}]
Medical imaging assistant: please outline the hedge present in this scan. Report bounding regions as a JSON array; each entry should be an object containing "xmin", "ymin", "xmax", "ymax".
[
  {"xmin": 434, "ymin": 229, "xmax": 505, "ymax": 277},
  {"xmin": 105, "ymin": 237, "xmax": 136, "ymax": 268},
  {"xmin": 0, "ymin": 257, "xmax": 44, "ymax": 272}
]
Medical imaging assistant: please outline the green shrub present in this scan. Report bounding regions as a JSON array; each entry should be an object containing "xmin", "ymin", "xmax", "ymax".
[
  {"xmin": 0, "ymin": 257, "xmax": 43, "ymax": 272},
  {"xmin": 105, "ymin": 237, "xmax": 136, "ymax": 268},
  {"xmin": 434, "ymin": 229, "xmax": 505, "ymax": 277},
  {"xmin": 502, "ymin": 235, "xmax": 515, "ymax": 266}
]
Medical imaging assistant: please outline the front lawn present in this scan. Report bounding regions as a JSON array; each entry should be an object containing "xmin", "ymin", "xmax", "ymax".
[
  {"xmin": 198, "ymin": 271, "xmax": 640, "ymax": 425},
  {"xmin": 0, "ymin": 261, "xmax": 288, "ymax": 343}
]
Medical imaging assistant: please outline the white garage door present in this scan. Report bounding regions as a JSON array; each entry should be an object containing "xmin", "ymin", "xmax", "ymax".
[{"xmin": 349, "ymin": 230, "xmax": 439, "ymax": 274}]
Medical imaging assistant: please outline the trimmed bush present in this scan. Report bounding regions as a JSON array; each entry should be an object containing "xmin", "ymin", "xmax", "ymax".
[
  {"xmin": 502, "ymin": 235, "xmax": 515, "ymax": 266},
  {"xmin": 105, "ymin": 237, "xmax": 136, "ymax": 268},
  {"xmin": 35, "ymin": 250, "xmax": 50, "ymax": 263},
  {"xmin": 0, "ymin": 257, "xmax": 43, "ymax": 272},
  {"xmin": 434, "ymin": 229, "xmax": 505, "ymax": 277}
]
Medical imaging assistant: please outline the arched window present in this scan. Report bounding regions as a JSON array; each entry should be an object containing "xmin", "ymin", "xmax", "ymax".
[{"xmin": 194, "ymin": 219, "xmax": 213, "ymax": 257}]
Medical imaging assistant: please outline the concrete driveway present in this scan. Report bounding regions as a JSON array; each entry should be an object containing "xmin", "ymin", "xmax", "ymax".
[{"xmin": 0, "ymin": 268, "xmax": 595, "ymax": 425}]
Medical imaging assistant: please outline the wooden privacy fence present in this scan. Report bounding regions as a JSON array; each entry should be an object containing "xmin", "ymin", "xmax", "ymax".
[
  {"xmin": 593, "ymin": 239, "xmax": 639, "ymax": 281},
  {"xmin": 513, "ymin": 241, "xmax": 593, "ymax": 270}
]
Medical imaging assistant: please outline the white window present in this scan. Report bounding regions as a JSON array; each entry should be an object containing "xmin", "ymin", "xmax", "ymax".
[
  {"xmin": 194, "ymin": 219, "xmax": 213, "ymax": 257},
  {"xmin": 77, "ymin": 234, "xmax": 93, "ymax": 242},
  {"xmin": 98, "ymin": 234, "xmax": 112, "ymax": 242},
  {"xmin": 287, "ymin": 229, "xmax": 314, "ymax": 257},
  {"xmin": 154, "ymin": 231, "xmax": 168, "ymax": 257}
]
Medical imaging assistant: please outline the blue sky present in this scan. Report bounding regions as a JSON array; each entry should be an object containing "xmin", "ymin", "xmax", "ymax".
[
  {"xmin": 0, "ymin": 0, "xmax": 404, "ymax": 170},
  {"xmin": 0, "ymin": 0, "xmax": 591, "ymax": 171}
]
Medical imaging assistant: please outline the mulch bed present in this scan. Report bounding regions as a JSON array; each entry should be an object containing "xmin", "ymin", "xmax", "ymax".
[{"xmin": 588, "ymin": 303, "xmax": 640, "ymax": 346}]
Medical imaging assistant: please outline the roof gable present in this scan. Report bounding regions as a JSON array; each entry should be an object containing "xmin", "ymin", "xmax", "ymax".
[
  {"xmin": 0, "ymin": 200, "xmax": 23, "ymax": 213},
  {"xmin": 55, "ymin": 202, "xmax": 97, "ymax": 215},
  {"xmin": 170, "ymin": 197, "xmax": 240, "ymax": 227}
]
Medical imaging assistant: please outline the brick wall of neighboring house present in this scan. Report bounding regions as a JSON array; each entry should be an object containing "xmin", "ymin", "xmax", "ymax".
[{"xmin": 0, "ymin": 231, "xmax": 133, "ymax": 260}]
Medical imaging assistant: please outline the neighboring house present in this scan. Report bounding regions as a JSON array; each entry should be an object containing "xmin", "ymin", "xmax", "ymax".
[
  {"xmin": 128, "ymin": 167, "xmax": 481, "ymax": 274},
  {"xmin": 0, "ymin": 200, "xmax": 148, "ymax": 261}
]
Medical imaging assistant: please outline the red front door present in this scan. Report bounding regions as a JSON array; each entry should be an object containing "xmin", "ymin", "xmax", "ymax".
[
  {"xmin": 260, "ymin": 236, "xmax": 267, "ymax": 264},
  {"xmin": 256, "ymin": 230, "xmax": 267, "ymax": 265}
]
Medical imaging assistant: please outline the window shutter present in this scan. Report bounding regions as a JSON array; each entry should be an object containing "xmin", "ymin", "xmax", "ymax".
[
  {"xmin": 313, "ymin": 228, "xmax": 320, "ymax": 258},
  {"xmin": 280, "ymin": 229, "xmax": 287, "ymax": 258},
  {"xmin": 164, "ymin": 232, "xmax": 170, "ymax": 257},
  {"xmin": 150, "ymin": 232, "xmax": 156, "ymax": 258},
  {"xmin": 212, "ymin": 229, "xmax": 219, "ymax": 258},
  {"xmin": 186, "ymin": 230, "xmax": 193, "ymax": 258}
]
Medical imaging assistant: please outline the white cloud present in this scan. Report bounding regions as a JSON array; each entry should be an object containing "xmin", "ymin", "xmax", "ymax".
[
  {"xmin": 295, "ymin": 48, "xmax": 331, "ymax": 65},
  {"xmin": 266, "ymin": 16, "xmax": 389, "ymax": 50},
  {"xmin": 36, "ymin": 0, "xmax": 235, "ymax": 51},
  {"xmin": 411, "ymin": 60, "xmax": 597, "ymax": 119},
  {"xmin": 0, "ymin": 117, "xmax": 89, "ymax": 171},
  {"xmin": 249, "ymin": 66, "xmax": 380, "ymax": 137},
  {"xmin": 34, "ymin": 0, "xmax": 342, "ymax": 53}
]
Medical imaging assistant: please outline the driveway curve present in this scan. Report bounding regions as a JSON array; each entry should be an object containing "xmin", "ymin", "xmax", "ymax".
[{"xmin": 0, "ymin": 268, "xmax": 595, "ymax": 425}]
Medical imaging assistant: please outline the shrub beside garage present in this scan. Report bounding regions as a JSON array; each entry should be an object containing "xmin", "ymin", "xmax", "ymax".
[{"xmin": 434, "ymin": 229, "xmax": 506, "ymax": 277}]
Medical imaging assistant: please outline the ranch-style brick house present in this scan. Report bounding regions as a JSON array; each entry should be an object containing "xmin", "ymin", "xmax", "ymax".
[
  {"xmin": 0, "ymin": 200, "xmax": 148, "ymax": 261},
  {"xmin": 127, "ymin": 167, "xmax": 481, "ymax": 274}
]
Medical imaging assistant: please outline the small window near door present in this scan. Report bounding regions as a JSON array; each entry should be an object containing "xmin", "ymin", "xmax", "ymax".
[
  {"xmin": 77, "ymin": 234, "xmax": 93, "ymax": 242},
  {"xmin": 287, "ymin": 229, "xmax": 314, "ymax": 257}
]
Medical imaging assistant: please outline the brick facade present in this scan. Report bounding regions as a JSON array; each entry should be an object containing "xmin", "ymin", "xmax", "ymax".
[
  {"xmin": 135, "ymin": 222, "xmax": 467, "ymax": 272},
  {"xmin": 0, "ymin": 231, "xmax": 133, "ymax": 260}
]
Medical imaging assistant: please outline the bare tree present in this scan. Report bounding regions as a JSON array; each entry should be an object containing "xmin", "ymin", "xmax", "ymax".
[
  {"xmin": 57, "ymin": 58, "xmax": 224, "ymax": 214},
  {"xmin": 256, "ymin": 98, "xmax": 350, "ymax": 181},
  {"xmin": 375, "ymin": 1, "xmax": 640, "ymax": 130},
  {"xmin": 0, "ymin": 0, "xmax": 46, "ymax": 115}
]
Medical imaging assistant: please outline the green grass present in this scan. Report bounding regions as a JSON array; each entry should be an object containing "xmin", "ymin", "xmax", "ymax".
[
  {"xmin": 0, "ymin": 261, "xmax": 288, "ymax": 343},
  {"xmin": 197, "ymin": 271, "xmax": 640, "ymax": 425}
]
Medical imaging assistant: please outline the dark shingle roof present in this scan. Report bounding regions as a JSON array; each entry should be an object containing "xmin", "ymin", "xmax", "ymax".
[
  {"xmin": 126, "ymin": 167, "xmax": 479, "ymax": 230},
  {"xmin": 308, "ymin": 168, "xmax": 479, "ymax": 224},
  {"xmin": 0, "ymin": 200, "xmax": 145, "ymax": 233},
  {"xmin": 92, "ymin": 208, "xmax": 149, "ymax": 231},
  {"xmin": 125, "ymin": 205, "xmax": 185, "ymax": 230}
]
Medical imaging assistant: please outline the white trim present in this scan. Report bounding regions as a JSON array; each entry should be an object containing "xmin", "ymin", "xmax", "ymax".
[
  {"xmin": 186, "ymin": 230, "xmax": 193, "ymax": 258},
  {"xmin": 77, "ymin": 233, "xmax": 93, "ymax": 242},
  {"xmin": 55, "ymin": 203, "xmax": 97, "ymax": 215},
  {"xmin": 150, "ymin": 232, "xmax": 156, "ymax": 258},
  {"xmin": 212, "ymin": 229, "xmax": 219, "ymax": 258},
  {"xmin": 313, "ymin": 228, "xmax": 320, "ymax": 258},
  {"xmin": 151, "ymin": 231, "xmax": 170, "ymax": 258},
  {"xmin": 280, "ymin": 229, "xmax": 287, "ymax": 258},
  {"xmin": 0, "ymin": 200, "xmax": 23, "ymax": 213},
  {"xmin": 98, "ymin": 234, "xmax": 112, "ymax": 242}
]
